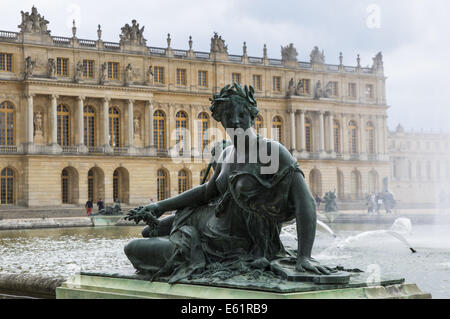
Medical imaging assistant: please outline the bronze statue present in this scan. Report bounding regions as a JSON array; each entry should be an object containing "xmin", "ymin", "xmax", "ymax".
[{"xmin": 124, "ymin": 83, "xmax": 331, "ymax": 283}]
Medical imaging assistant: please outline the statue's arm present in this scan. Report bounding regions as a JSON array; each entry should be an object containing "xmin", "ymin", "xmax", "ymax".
[
  {"xmin": 151, "ymin": 163, "xmax": 222, "ymax": 217},
  {"xmin": 289, "ymin": 171, "xmax": 330, "ymax": 275}
]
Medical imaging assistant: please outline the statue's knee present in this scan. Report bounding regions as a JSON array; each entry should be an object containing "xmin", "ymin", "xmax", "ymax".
[
  {"xmin": 124, "ymin": 240, "xmax": 137, "ymax": 257},
  {"xmin": 141, "ymin": 226, "xmax": 151, "ymax": 238}
]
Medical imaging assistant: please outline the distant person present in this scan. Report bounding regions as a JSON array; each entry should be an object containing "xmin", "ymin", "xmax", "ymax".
[
  {"xmin": 314, "ymin": 193, "xmax": 322, "ymax": 211},
  {"xmin": 149, "ymin": 198, "xmax": 154, "ymax": 204},
  {"xmin": 383, "ymin": 191, "xmax": 396, "ymax": 214},
  {"xmin": 375, "ymin": 193, "xmax": 383, "ymax": 214},
  {"xmin": 97, "ymin": 198, "xmax": 105, "ymax": 211},
  {"xmin": 85, "ymin": 199, "xmax": 93, "ymax": 216},
  {"xmin": 367, "ymin": 193, "xmax": 376, "ymax": 214}
]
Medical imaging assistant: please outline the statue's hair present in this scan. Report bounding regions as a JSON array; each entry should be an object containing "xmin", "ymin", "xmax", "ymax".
[{"xmin": 209, "ymin": 82, "xmax": 259, "ymax": 122}]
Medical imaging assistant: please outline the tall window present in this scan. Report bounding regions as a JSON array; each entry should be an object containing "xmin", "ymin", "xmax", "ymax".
[
  {"xmin": 367, "ymin": 122, "xmax": 376, "ymax": 154},
  {"xmin": 365, "ymin": 84, "xmax": 374, "ymax": 99},
  {"xmin": 1, "ymin": 168, "xmax": 14, "ymax": 205},
  {"xmin": 176, "ymin": 68, "xmax": 187, "ymax": 85},
  {"xmin": 273, "ymin": 76, "xmax": 281, "ymax": 92},
  {"xmin": 84, "ymin": 106, "xmax": 96, "ymax": 147},
  {"xmin": 426, "ymin": 162, "xmax": 432, "ymax": 180},
  {"xmin": 348, "ymin": 83, "xmax": 357, "ymax": 98},
  {"xmin": 154, "ymin": 110, "xmax": 166, "ymax": 150},
  {"xmin": 298, "ymin": 79, "xmax": 311, "ymax": 94},
  {"xmin": 57, "ymin": 105, "xmax": 70, "ymax": 146},
  {"xmin": 113, "ymin": 170, "xmax": 119, "ymax": 201},
  {"xmin": 178, "ymin": 170, "xmax": 189, "ymax": 194},
  {"xmin": 61, "ymin": 169, "xmax": 69, "ymax": 204},
  {"xmin": 252, "ymin": 74, "xmax": 262, "ymax": 91},
  {"xmin": 107, "ymin": 62, "xmax": 119, "ymax": 80},
  {"xmin": 254, "ymin": 115, "xmax": 263, "ymax": 135},
  {"xmin": 109, "ymin": 107, "xmax": 120, "ymax": 147},
  {"xmin": 333, "ymin": 120, "xmax": 341, "ymax": 153},
  {"xmin": 305, "ymin": 118, "xmax": 312, "ymax": 152},
  {"xmin": 82, "ymin": 60, "xmax": 95, "ymax": 78},
  {"xmin": 330, "ymin": 81, "xmax": 339, "ymax": 96},
  {"xmin": 351, "ymin": 170, "xmax": 361, "ymax": 199},
  {"xmin": 0, "ymin": 53, "xmax": 13, "ymax": 72},
  {"xmin": 272, "ymin": 116, "xmax": 283, "ymax": 143},
  {"xmin": 175, "ymin": 111, "xmax": 188, "ymax": 155},
  {"xmin": 57, "ymin": 58, "xmax": 69, "ymax": 76},
  {"xmin": 157, "ymin": 169, "xmax": 168, "ymax": 201},
  {"xmin": 348, "ymin": 120, "xmax": 358, "ymax": 154},
  {"xmin": 154, "ymin": 66, "xmax": 165, "ymax": 84},
  {"xmin": 198, "ymin": 112, "xmax": 209, "ymax": 152},
  {"xmin": 232, "ymin": 73, "xmax": 241, "ymax": 84},
  {"xmin": 0, "ymin": 101, "xmax": 15, "ymax": 146},
  {"xmin": 198, "ymin": 70, "xmax": 208, "ymax": 87}
]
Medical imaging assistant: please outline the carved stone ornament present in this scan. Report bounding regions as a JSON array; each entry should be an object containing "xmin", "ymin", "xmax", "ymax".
[
  {"xmin": 313, "ymin": 80, "xmax": 332, "ymax": 100},
  {"xmin": 210, "ymin": 32, "xmax": 228, "ymax": 54},
  {"xmin": 74, "ymin": 61, "xmax": 83, "ymax": 83},
  {"xmin": 24, "ymin": 56, "xmax": 35, "ymax": 79},
  {"xmin": 310, "ymin": 46, "xmax": 325, "ymax": 64},
  {"xmin": 18, "ymin": 6, "xmax": 50, "ymax": 34},
  {"xmin": 48, "ymin": 58, "xmax": 56, "ymax": 78},
  {"xmin": 281, "ymin": 43, "xmax": 298, "ymax": 63},
  {"xmin": 120, "ymin": 20, "xmax": 147, "ymax": 46},
  {"xmin": 125, "ymin": 64, "xmax": 133, "ymax": 86}
]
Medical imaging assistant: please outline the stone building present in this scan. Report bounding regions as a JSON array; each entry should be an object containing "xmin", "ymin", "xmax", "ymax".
[
  {"xmin": 0, "ymin": 7, "xmax": 390, "ymax": 208},
  {"xmin": 389, "ymin": 125, "xmax": 450, "ymax": 207}
]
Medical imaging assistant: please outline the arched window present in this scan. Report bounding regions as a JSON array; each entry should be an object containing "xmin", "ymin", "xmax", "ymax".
[
  {"xmin": 305, "ymin": 118, "xmax": 312, "ymax": 152},
  {"xmin": 0, "ymin": 101, "xmax": 15, "ymax": 146},
  {"xmin": 348, "ymin": 120, "xmax": 358, "ymax": 154},
  {"xmin": 309, "ymin": 169, "xmax": 322, "ymax": 197},
  {"xmin": 178, "ymin": 170, "xmax": 189, "ymax": 194},
  {"xmin": 88, "ymin": 169, "xmax": 94, "ymax": 201},
  {"xmin": 176, "ymin": 111, "xmax": 188, "ymax": 155},
  {"xmin": 109, "ymin": 107, "xmax": 120, "ymax": 147},
  {"xmin": 198, "ymin": 112, "xmax": 209, "ymax": 153},
  {"xmin": 366, "ymin": 122, "xmax": 376, "ymax": 154},
  {"xmin": 154, "ymin": 110, "xmax": 166, "ymax": 150},
  {"xmin": 272, "ymin": 116, "xmax": 283, "ymax": 143},
  {"xmin": 113, "ymin": 170, "xmax": 119, "ymax": 201},
  {"xmin": 368, "ymin": 170, "xmax": 379, "ymax": 194},
  {"xmin": 254, "ymin": 115, "xmax": 263, "ymax": 136},
  {"xmin": 84, "ymin": 106, "xmax": 96, "ymax": 147},
  {"xmin": 61, "ymin": 168, "xmax": 69, "ymax": 204},
  {"xmin": 200, "ymin": 168, "xmax": 212, "ymax": 185},
  {"xmin": 157, "ymin": 169, "xmax": 168, "ymax": 201},
  {"xmin": 112, "ymin": 168, "xmax": 129, "ymax": 203},
  {"xmin": 57, "ymin": 105, "xmax": 70, "ymax": 146},
  {"xmin": 333, "ymin": 120, "xmax": 341, "ymax": 153},
  {"xmin": 1, "ymin": 168, "xmax": 15, "ymax": 205},
  {"xmin": 351, "ymin": 170, "xmax": 361, "ymax": 199}
]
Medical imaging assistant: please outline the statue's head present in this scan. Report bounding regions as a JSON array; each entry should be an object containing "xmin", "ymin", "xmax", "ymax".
[{"xmin": 209, "ymin": 83, "xmax": 259, "ymax": 130}]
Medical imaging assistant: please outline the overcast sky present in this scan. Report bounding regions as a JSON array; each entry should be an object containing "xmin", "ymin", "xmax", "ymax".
[{"xmin": 1, "ymin": 0, "xmax": 449, "ymax": 133}]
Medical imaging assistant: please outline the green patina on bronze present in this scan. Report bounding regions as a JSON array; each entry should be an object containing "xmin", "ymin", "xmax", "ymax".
[{"xmin": 124, "ymin": 83, "xmax": 342, "ymax": 285}]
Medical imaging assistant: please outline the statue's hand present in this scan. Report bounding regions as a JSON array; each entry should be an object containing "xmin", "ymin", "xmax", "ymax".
[
  {"xmin": 125, "ymin": 204, "xmax": 162, "ymax": 226},
  {"xmin": 296, "ymin": 256, "xmax": 331, "ymax": 275}
]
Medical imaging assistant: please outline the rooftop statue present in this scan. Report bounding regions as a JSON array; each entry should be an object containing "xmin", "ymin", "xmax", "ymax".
[
  {"xmin": 124, "ymin": 83, "xmax": 334, "ymax": 284},
  {"xmin": 210, "ymin": 32, "xmax": 228, "ymax": 54},
  {"xmin": 120, "ymin": 20, "xmax": 147, "ymax": 46},
  {"xmin": 281, "ymin": 43, "xmax": 298, "ymax": 63},
  {"xmin": 310, "ymin": 46, "xmax": 325, "ymax": 64},
  {"xmin": 18, "ymin": 6, "xmax": 50, "ymax": 34},
  {"xmin": 372, "ymin": 51, "xmax": 384, "ymax": 71}
]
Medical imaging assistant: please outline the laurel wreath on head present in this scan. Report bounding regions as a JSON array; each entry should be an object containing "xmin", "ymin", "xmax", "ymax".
[{"xmin": 209, "ymin": 82, "xmax": 259, "ymax": 122}]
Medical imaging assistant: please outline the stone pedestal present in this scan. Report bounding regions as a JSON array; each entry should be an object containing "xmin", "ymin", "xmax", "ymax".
[{"xmin": 56, "ymin": 270, "xmax": 431, "ymax": 299}]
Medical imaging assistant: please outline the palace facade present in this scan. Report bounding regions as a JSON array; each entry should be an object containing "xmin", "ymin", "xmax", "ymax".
[{"xmin": 0, "ymin": 7, "xmax": 391, "ymax": 208}]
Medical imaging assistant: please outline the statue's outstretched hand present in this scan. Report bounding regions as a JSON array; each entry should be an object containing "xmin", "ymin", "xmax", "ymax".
[
  {"xmin": 125, "ymin": 204, "xmax": 161, "ymax": 227},
  {"xmin": 296, "ymin": 256, "xmax": 332, "ymax": 275}
]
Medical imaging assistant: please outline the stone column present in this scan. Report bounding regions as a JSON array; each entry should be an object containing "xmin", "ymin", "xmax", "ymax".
[
  {"xmin": 328, "ymin": 112, "xmax": 334, "ymax": 153},
  {"xmin": 289, "ymin": 110, "xmax": 296, "ymax": 152},
  {"xmin": 50, "ymin": 95, "xmax": 58, "ymax": 145},
  {"xmin": 359, "ymin": 114, "xmax": 367, "ymax": 160},
  {"xmin": 146, "ymin": 99, "xmax": 154, "ymax": 149},
  {"xmin": 318, "ymin": 111, "xmax": 325, "ymax": 155},
  {"xmin": 77, "ymin": 96, "xmax": 87, "ymax": 152},
  {"xmin": 127, "ymin": 99, "xmax": 134, "ymax": 148},
  {"xmin": 26, "ymin": 94, "xmax": 34, "ymax": 145},
  {"xmin": 299, "ymin": 110, "xmax": 305, "ymax": 152},
  {"xmin": 103, "ymin": 98, "xmax": 113, "ymax": 153}
]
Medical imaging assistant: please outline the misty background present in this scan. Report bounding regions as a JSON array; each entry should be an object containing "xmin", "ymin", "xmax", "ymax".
[{"xmin": 0, "ymin": 0, "xmax": 448, "ymax": 133}]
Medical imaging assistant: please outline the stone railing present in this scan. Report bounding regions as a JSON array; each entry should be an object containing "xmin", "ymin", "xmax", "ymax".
[
  {"xmin": 0, "ymin": 29, "xmax": 378, "ymax": 75},
  {"xmin": 62, "ymin": 146, "xmax": 79, "ymax": 154},
  {"xmin": 0, "ymin": 146, "xmax": 18, "ymax": 153},
  {"xmin": 88, "ymin": 146, "xmax": 105, "ymax": 154},
  {"xmin": 113, "ymin": 147, "xmax": 129, "ymax": 155}
]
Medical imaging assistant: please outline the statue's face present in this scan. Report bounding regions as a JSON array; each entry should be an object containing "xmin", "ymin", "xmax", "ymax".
[{"xmin": 220, "ymin": 95, "xmax": 252, "ymax": 131}]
